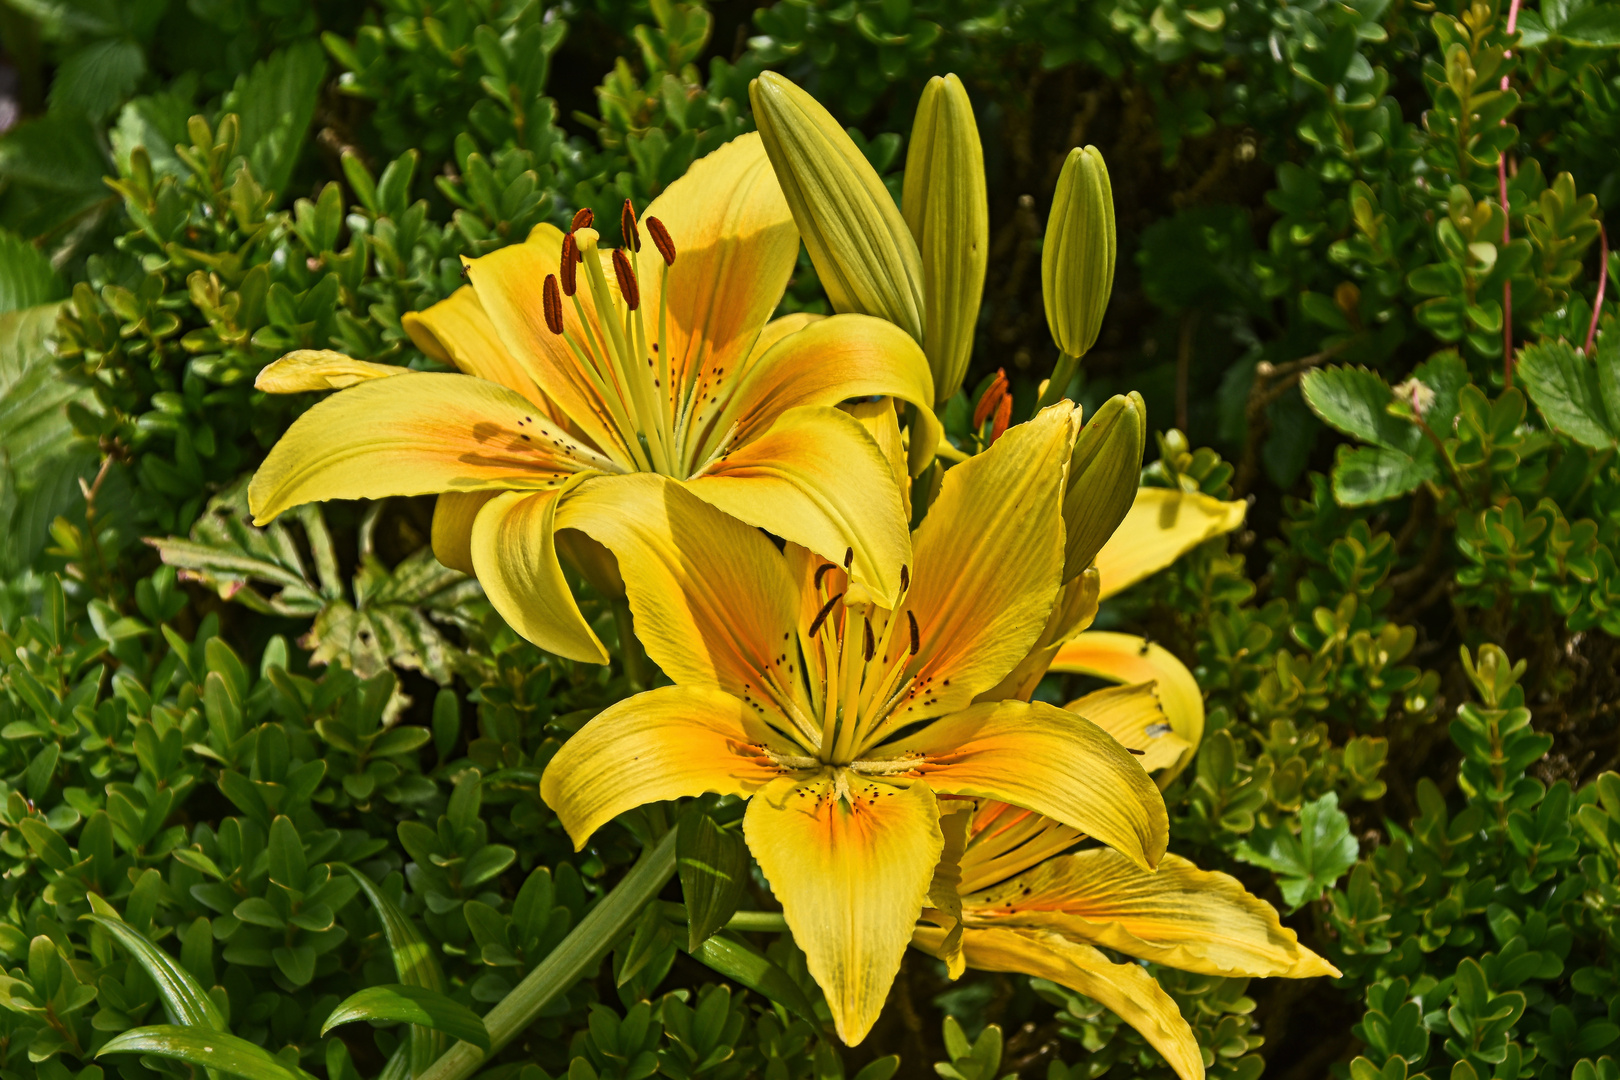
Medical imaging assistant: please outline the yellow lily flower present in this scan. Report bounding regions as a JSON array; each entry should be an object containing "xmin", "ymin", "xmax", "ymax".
[
  {"xmin": 915, "ymin": 788, "xmax": 1338, "ymax": 1080},
  {"xmin": 539, "ymin": 405, "xmax": 1167, "ymax": 1045},
  {"xmin": 247, "ymin": 133, "xmax": 938, "ymax": 662},
  {"xmin": 1094, "ymin": 487, "xmax": 1247, "ymax": 600},
  {"xmin": 1052, "ymin": 633, "xmax": 1206, "ymax": 786}
]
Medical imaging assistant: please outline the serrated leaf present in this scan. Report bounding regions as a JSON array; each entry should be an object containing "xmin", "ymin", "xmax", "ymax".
[
  {"xmin": 48, "ymin": 39, "xmax": 145, "ymax": 123},
  {"xmin": 1301, "ymin": 366, "xmax": 1420, "ymax": 452},
  {"xmin": 322, "ymin": 984, "xmax": 490, "ymax": 1051},
  {"xmin": 226, "ymin": 40, "xmax": 327, "ymax": 198},
  {"xmin": 97, "ymin": 1025, "xmax": 314, "ymax": 1080},
  {"xmin": 1233, "ymin": 793, "xmax": 1359, "ymax": 910},
  {"xmin": 81, "ymin": 915, "xmax": 227, "ymax": 1031},
  {"xmin": 1331, "ymin": 444, "xmax": 1435, "ymax": 506},
  {"xmin": 677, "ymin": 807, "xmax": 750, "ymax": 952},
  {"xmin": 0, "ymin": 230, "xmax": 64, "ymax": 314},
  {"xmin": 1559, "ymin": 5, "xmax": 1620, "ymax": 44},
  {"xmin": 1518, "ymin": 339, "xmax": 1619, "ymax": 448}
]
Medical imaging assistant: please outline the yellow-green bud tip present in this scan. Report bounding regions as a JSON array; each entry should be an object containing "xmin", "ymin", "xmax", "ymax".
[
  {"xmin": 1042, "ymin": 146, "xmax": 1116, "ymax": 360},
  {"xmin": 1062, "ymin": 391, "xmax": 1144, "ymax": 581}
]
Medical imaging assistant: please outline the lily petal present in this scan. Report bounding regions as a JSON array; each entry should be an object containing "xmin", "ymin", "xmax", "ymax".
[
  {"xmin": 875, "ymin": 698, "xmax": 1167, "ymax": 870},
  {"xmin": 892, "ymin": 404, "xmax": 1072, "ymax": 717},
  {"xmin": 255, "ymin": 350, "xmax": 405, "ymax": 393},
  {"xmin": 964, "ymin": 849, "xmax": 1340, "ymax": 980},
  {"xmin": 745, "ymin": 773, "xmax": 942, "ymax": 1045},
  {"xmin": 470, "ymin": 488, "xmax": 608, "ymax": 664},
  {"xmin": 404, "ymin": 285, "xmax": 548, "ymax": 408},
  {"xmin": 1051, "ymin": 632, "xmax": 1204, "ymax": 784},
  {"xmin": 432, "ymin": 491, "xmax": 500, "ymax": 574},
  {"xmin": 247, "ymin": 373, "xmax": 608, "ymax": 524},
  {"xmin": 465, "ymin": 225, "xmax": 632, "ymax": 463},
  {"xmin": 541, "ymin": 684, "xmax": 784, "ymax": 846},
  {"xmin": 1065, "ymin": 683, "xmax": 1188, "ymax": 775},
  {"xmin": 745, "ymin": 312, "xmax": 824, "ymax": 368},
  {"xmin": 638, "ymin": 132, "xmax": 799, "ymax": 423},
  {"xmin": 704, "ymin": 314, "xmax": 936, "ymax": 454},
  {"xmin": 1095, "ymin": 488, "xmax": 1246, "ymax": 599},
  {"xmin": 555, "ymin": 473, "xmax": 807, "ymax": 723},
  {"xmin": 915, "ymin": 925, "xmax": 1204, "ymax": 1080},
  {"xmin": 686, "ymin": 405, "xmax": 910, "ymax": 607}
]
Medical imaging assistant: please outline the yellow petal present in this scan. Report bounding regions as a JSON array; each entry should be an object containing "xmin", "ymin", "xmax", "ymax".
[
  {"xmin": 555, "ymin": 473, "xmax": 805, "ymax": 716},
  {"xmin": 541, "ymin": 685, "xmax": 784, "ymax": 846},
  {"xmin": 686, "ymin": 404, "xmax": 910, "ymax": 607},
  {"xmin": 465, "ymin": 225, "xmax": 633, "ymax": 463},
  {"xmin": 703, "ymin": 313, "xmax": 936, "ymax": 453},
  {"xmin": 841, "ymin": 398, "xmax": 911, "ymax": 522},
  {"xmin": 404, "ymin": 285, "xmax": 548, "ymax": 408},
  {"xmin": 1095, "ymin": 488, "xmax": 1246, "ymax": 599},
  {"xmin": 470, "ymin": 488, "xmax": 608, "ymax": 664},
  {"xmin": 744, "ymin": 772, "xmax": 942, "ymax": 1045},
  {"xmin": 255, "ymin": 350, "xmax": 406, "ymax": 393},
  {"xmin": 893, "ymin": 404, "xmax": 1073, "ymax": 716},
  {"xmin": 924, "ymin": 804, "xmax": 974, "ymax": 979},
  {"xmin": 247, "ymin": 373, "xmax": 609, "ymax": 524},
  {"xmin": 432, "ymin": 491, "xmax": 500, "ymax": 574},
  {"xmin": 745, "ymin": 312, "xmax": 824, "ymax": 368},
  {"xmin": 964, "ymin": 849, "xmax": 1340, "ymax": 980},
  {"xmin": 875, "ymin": 698, "xmax": 1167, "ymax": 870},
  {"xmin": 975, "ymin": 569, "xmax": 1100, "ymax": 704},
  {"xmin": 638, "ymin": 132, "xmax": 800, "ymax": 410},
  {"xmin": 1051, "ymin": 632, "xmax": 1204, "ymax": 784},
  {"xmin": 957, "ymin": 802, "xmax": 1085, "ymax": 896},
  {"xmin": 1064, "ymin": 683, "xmax": 1189, "ymax": 776},
  {"xmin": 915, "ymin": 926, "xmax": 1203, "ymax": 1080}
]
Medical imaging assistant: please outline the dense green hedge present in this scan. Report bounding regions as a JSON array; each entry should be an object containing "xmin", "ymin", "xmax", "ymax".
[{"xmin": 2, "ymin": 0, "xmax": 1620, "ymax": 1079}]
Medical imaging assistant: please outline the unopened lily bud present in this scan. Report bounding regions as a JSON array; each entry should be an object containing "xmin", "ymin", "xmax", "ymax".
[
  {"xmin": 749, "ymin": 72, "xmax": 925, "ymax": 344},
  {"xmin": 903, "ymin": 74, "xmax": 988, "ymax": 405},
  {"xmin": 1062, "ymin": 392, "xmax": 1144, "ymax": 581},
  {"xmin": 1042, "ymin": 146, "xmax": 1116, "ymax": 359}
]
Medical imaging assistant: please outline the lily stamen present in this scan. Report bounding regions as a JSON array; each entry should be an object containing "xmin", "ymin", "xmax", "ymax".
[{"xmin": 809, "ymin": 592, "xmax": 843, "ymax": 637}]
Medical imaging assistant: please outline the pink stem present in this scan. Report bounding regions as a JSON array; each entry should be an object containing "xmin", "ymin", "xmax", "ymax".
[
  {"xmin": 1499, "ymin": 0, "xmax": 1522, "ymax": 385},
  {"xmin": 1588, "ymin": 224, "xmax": 1609, "ymax": 356}
]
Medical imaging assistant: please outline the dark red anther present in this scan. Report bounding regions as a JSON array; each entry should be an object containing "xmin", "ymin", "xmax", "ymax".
[
  {"xmin": 570, "ymin": 207, "xmax": 594, "ymax": 232},
  {"xmin": 809, "ymin": 592, "xmax": 843, "ymax": 637},
  {"xmin": 612, "ymin": 248, "xmax": 640, "ymax": 311},
  {"xmin": 843, "ymin": 547, "xmax": 854, "ymax": 570},
  {"xmin": 542, "ymin": 275, "xmax": 564, "ymax": 334},
  {"xmin": 989, "ymin": 393, "xmax": 1012, "ymax": 444},
  {"xmin": 560, "ymin": 233, "xmax": 579, "ymax": 296},
  {"xmin": 899, "ymin": 565, "xmax": 910, "ymax": 592},
  {"xmin": 907, "ymin": 610, "xmax": 920, "ymax": 655},
  {"xmin": 621, "ymin": 198, "xmax": 641, "ymax": 252},
  {"xmin": 814, "ymin": 562, "xmax": 837, "ymax": 589},
  {"xmin": 863, "ymin": 618, "xmax": 875, "ymax": 662},
  {"xmin": 973, "ymin": 368, "xmax": 1009, "ymax": 428},
  {"xmin": 646, "ymin": 216, "xmax": 676, "ymax": 265}
]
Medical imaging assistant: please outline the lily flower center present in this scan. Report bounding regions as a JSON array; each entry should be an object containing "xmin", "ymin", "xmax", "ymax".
[
  {"xmin": 539, "ymin": 202, "xmax": 742, "ymax": 481},
  {"xmin": 745, "ymin": 555, "xmax": 944, "ymax": 771}
]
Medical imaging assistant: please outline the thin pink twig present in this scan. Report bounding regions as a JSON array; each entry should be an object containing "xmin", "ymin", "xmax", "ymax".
[
  {"xmin": 1498, "ymin": 0, "xmax": 1522, "ymax": 384},
  {"xmin": 1588, "ymin": 224, "xmax": 1609, "ymax": 356}
]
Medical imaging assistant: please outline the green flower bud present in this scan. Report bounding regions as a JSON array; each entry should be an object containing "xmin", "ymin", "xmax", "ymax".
[
  {"xmin": 903, "ymin": 74, "xmax": 988, "ymax": 406},
  {"xmin": 749, "ymin": 72, "xmax": 926, "ymax": 344},
  {"xmin": 1062, "ymin": 391, "xmax": 1144, "ymax": 581},
  {"xmin": 1042, "ymin": 146, "xmax": 1116, "ymax": 359}
]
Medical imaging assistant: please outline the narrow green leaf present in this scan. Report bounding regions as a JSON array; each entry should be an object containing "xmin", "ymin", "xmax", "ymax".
[
  {"xmin": 342, "ymin": 866, "xmax": 447, "ymax": 1075},
  {"xmin": 97, "ymin": 1025, "xmax": 312, "ymax": 1080},
  {"xmin": 677, "ymin": 806, "xmax": 750, "ymax": 952},
  {"xmin": 82, "ymin": 915, "xmax": 227, "ymax": 1031},
  {"xmin": 322, "ymin": 985, "xmax": 490, "ymax": 1051},
  {"xmin": 688, "ymin": 932, "xmax": 820, "ymax": 1025}
]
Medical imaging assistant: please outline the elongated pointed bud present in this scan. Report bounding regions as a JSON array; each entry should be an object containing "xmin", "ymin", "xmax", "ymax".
[
  {"xmin": 1043, "ymin": 146, "xmax": 1116, "ymax": 359},
  {"xmin": 749, "ymin": 72, "xmax": 925, "ymax": 344},
  {"xmin": 1062, "ymin": 392, "xmax": 1144, "ymax": 581},
  {"xmin": 903, "ymin": 74, "xmax": 987, "ymax": 406}
]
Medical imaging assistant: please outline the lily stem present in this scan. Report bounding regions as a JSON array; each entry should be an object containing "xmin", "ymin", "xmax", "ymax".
[
  {"xmin": 417, "ymin": 830, "xmax": 678, "ymax": 1080},
  {"xmin": 611, "ymin": 597, "xmax": 648, "ymax": 692},
  {"xmin": 1033, "ymin": 351, "xmax": 1081, "ymax": 416},
  {"xmin": 725, "ymin": 910, "xmax": 789, "ymax": 933}
]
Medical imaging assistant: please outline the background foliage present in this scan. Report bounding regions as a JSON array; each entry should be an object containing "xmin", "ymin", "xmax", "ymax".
[{"xmin": 2, "ymin": 0, "xmax": 1620, "ymax": 1078}]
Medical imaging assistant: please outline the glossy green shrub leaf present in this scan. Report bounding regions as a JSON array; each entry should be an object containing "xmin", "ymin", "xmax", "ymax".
[
  {"xmin": 1236, "ymin": 792, "xmax": 1359, "ymax": 910},
  {"xmin": 322, "ymin": 984, "xmax": 490, "ymax": 1051}
]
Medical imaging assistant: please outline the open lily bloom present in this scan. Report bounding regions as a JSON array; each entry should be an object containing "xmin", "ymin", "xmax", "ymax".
[
  {"xmin": 1052, "ymin": 633, "xmax": 1208, "ymax": 786},
  {"xmin": 247, "ymin": 133, "xmax": 937, "ymax": 662},
  {"xmin": 540, "ymin": 406, "xmax": 1167, "ymax": 1045},
  {"xmin": 914, "ymin": 787, "xmax": 1338, "ymax": 1080}
]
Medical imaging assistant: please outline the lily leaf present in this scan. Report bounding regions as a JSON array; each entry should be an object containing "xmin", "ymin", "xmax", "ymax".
[
  {"xmin": 343, "ymin": 866, "xmax": 448, "ymax": 1074},
  {"xmin": 687, "ymin": 931, "xmax": 820, "ymax": 1024},
  {"xmin": 97, "ymin": 1025, "xmax": 314, "ymax": 1080},
  {"xmin": 81, "ymin": 914, "xmax": 226, "ymax": 1031},
  {"xmin": 677, "ymin": 805, "xmax": 750, "ymax": 952},
  {"xmin": 321, "ymin": 984, "xmax": 490, "ymax": 1052}
]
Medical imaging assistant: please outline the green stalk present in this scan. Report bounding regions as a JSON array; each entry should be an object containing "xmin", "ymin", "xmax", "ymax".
[
  {"xmin": 1033, "ymin": 351, "xmax": 1081, "ymax": 416},
  {"xmin": 724, "ymin": 911, "xmax": 789, "ymax": 933},
  {"xmin": 611, "ymin": 597, "xmax": 648, "ymax": 692},
  {"xmin": 416, "ymin": 830, "xmax": 677, "ymax": 1080}
]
